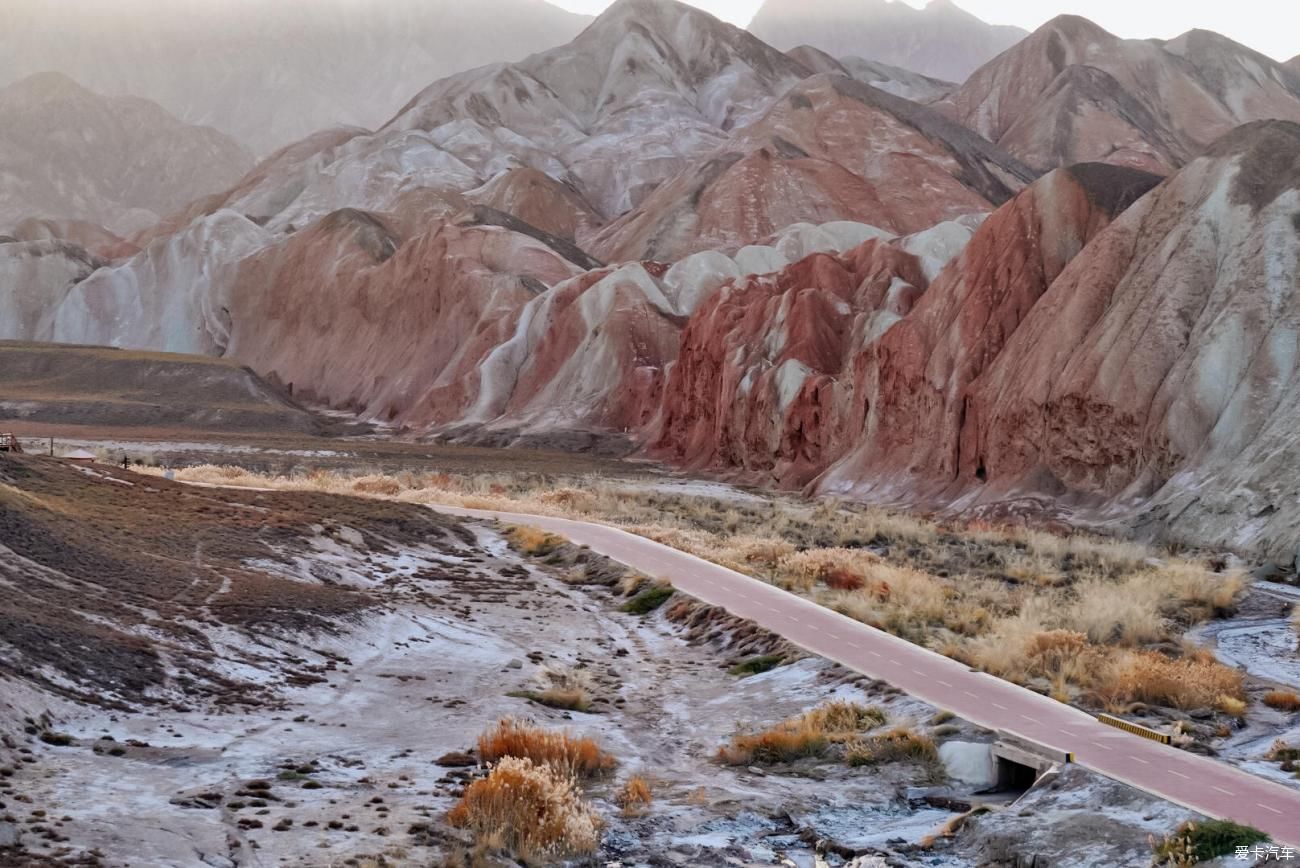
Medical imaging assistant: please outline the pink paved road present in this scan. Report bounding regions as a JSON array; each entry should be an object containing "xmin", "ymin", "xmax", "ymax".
[{"xmin": 439, "ymin": 506, "xmax": 1300, "ymax": 845}]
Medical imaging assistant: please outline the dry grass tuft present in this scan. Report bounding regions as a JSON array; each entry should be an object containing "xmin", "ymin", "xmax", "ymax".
[
  {"xmin": 1263, "ymin": 690, "xmax": 1300, "ymax": 713},
  {"xmin": 505, "ymin": 525, "xmax": 566, "ymax": 557},
  {"xmin": 844, "ymin": 725, "xmax": 939, "ymax": 767},
  {"xmin": 718, "ymin": 701, "xmax": 887, "ymax": 766},
  {"xmin": 447, "ymin": 756, "xmax": 600, "ymax": 863},
  {"xmin": 476, "ymin": 718, "xmax": 615, "ymax": 780},
  {"xmin": 512, "ymin": 665, "xmax": 594, "ymax": 712},
  {"xmin": 616, "ymin": 774, "xmax": 653, "ymax": 816},
  {"xmin": 1214, "ymin": 695, "xmax": 1247, "ymax": 717}
]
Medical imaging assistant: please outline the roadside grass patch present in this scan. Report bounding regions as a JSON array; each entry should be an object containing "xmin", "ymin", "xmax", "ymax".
[
  {"xmin": 729, "ymin": 654, "xmax": 785, "ymax": 677},
  {"xmin": 621, "ymin": 584, "xmax": 674, "ymax": 615},
  {"xmin": 505, "ymin": 525, "xmax": 566, "ymax": 557}
]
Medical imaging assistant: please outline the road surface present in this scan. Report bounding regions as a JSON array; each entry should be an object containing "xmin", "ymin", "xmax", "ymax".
[{"xmin": 437, "ymin": 505, "xmax": 1300, "ymax": 845}]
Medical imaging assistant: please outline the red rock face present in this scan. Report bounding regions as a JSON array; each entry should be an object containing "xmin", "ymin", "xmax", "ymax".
[
  {"xmin": 592, "ymin": 74, "xmax": 1034, "ymax": 262},
  {"xmin": 934, "ymin": 16, "xmax": 1300, "ymax": 173},
  {"xmin": 649, "ymin": 237, "xmax": 932, "ymax": 488},
  {"xmin": 953, "ymin": 122, "xmax": 1300, "ymax": 559},
  {"xmin": 648, "ymin": 164, "xmax": 1155, "ymax": 491},
  {"xmin": 224, "ymin": 212, "xmax": 581, "ymax": 428},
  {"xmin": 822, "ymin": 163, "xmax": 1161, "ymax": 493}
]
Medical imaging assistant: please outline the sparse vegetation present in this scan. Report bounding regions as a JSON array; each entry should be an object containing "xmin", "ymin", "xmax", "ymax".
[
  {"xmin": 843, "ymin": 725, "xmax": 939, "ymax": 768},
  {"xmin": 136, "ymin": 464, "xmax": 1253, "ymax": 717},
  {"xmin": 447, "ymin": 756, "xmax": 600, "ymax": 864},
  {"xmin": 505, "ymin": 525, "xmax": 566, "ymax": 557},
  {"xmin": 476, "ymin": 718, "xmax": 615, "ymax": 780}
]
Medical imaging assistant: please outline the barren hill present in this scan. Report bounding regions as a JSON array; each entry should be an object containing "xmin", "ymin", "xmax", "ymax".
[{"xmin": 0, "ymin": 341, "xmax": 331, "ymax": 435}]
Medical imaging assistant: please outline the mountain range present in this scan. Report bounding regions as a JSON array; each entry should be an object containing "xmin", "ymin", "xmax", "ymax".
[
  {"xmin": 3, "ymin": 0, "xmax": 1300, "ymax": 563},
  {"xmin": 748, "ymin": 0, "xmax": 1028, "ymax": 82},
  {"xmin": 0, "ymin": 0, "xmax": 592, "ymax": 155},
  {"xmin": 0, "ymin": 72, "xmax": 252, "ymax": 235}
]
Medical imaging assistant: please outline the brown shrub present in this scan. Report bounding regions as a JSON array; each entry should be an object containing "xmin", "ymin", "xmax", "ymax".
[
  {"xmin": 1262, "ymin": 690, "xmax": 1300, "ymax": 712},
  {"xmin": 476, "ymin": 718, "xmax": 614, "ymax": 780},
  {"xmin": 447, "ymin": 756, "xmax": 600, "ymax": 863}
]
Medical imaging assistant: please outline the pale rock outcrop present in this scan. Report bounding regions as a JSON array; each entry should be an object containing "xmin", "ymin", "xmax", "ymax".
[
  {"xmin": 9, "ymin": 218, "xmax": 140, "ymax": 261},
  {"xmin": 51, "ymin": 212, "xmax": 270, "ymax": 355},
  {"xmin": 0, "ymin": 239, "xmax": 103, "ymax": 341}
]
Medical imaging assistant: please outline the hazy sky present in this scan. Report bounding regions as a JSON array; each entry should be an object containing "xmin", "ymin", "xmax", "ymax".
[{"xmin": 551, "ymin": 0, "xmax": 1298, "ymax": 62}]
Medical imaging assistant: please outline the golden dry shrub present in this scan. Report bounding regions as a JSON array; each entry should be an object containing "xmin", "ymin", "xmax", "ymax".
[
  {"xmin": 504, "ymin": 525, "xmax": 566, "ymax": 557},
  {"xmin": 477, "ymin": 718, "xmax": 615, "ymax": 780},
  {"xmin": 780, "ymin": 548, "xmax": 883, "ymax": 593},
  {"xmin": 844, "ymin": 725, "xmax": 939, "ymax": 767},
  {"xmin": 1262, "ymin": 690, "xmax": 1300, "ymax": 712},
  {"xmin": 1095, "ymin": 650, "xmax": 1245, "ymax": 711},
  {"xmin": 616, "ymin": 774, "xmax": 653, "ymax": 816},
  {"xmin": 718, "ymin": 701, "xmax": 887, "ymax": 765},
  {"xmin": 447, "ymin": 756, "xmax": 600, "ymax": 863}
]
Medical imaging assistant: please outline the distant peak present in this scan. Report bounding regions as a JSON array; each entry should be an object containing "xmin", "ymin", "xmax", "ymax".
[
  {"xmin": 2, "ymin": 70, "xmax": 92, "ymax": 100},
  {"xmin": 1039, "ymin": 13, "xmax": 1111, "ymax": 35}
]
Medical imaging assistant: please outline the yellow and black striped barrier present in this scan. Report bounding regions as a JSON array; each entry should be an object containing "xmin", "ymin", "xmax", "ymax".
[{"xmin": 1098, "ymin": 713, "xmax": 1172, "ymax": 745}]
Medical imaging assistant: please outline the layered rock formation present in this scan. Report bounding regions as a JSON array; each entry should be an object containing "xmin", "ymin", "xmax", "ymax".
[
  {"xmin": 0, "ymin": 73, "xmax": 253, "ymax": 234},
  {"xmin": 0, "ymin": 0, "xmax": 591, "ymax": 155},
  {"xmin": 935, "ymin": 16, "xmax": 1300, "ymax": 173},
  {"xmin": 589, "ymin": 74, "xmax": 1034, "ymax": 261},
  {"xmin": 652, "ymin": 121, "xmax": 1300, "ymax": 559},
  {"xmin": 748, "ymin": 0, "xmax": 1027, "ymax": 83}
]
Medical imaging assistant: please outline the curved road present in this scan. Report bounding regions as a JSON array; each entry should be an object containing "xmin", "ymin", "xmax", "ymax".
[{"xmin": 437, "ymin": 506, "xmax": 1300, "ymax": 845}]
